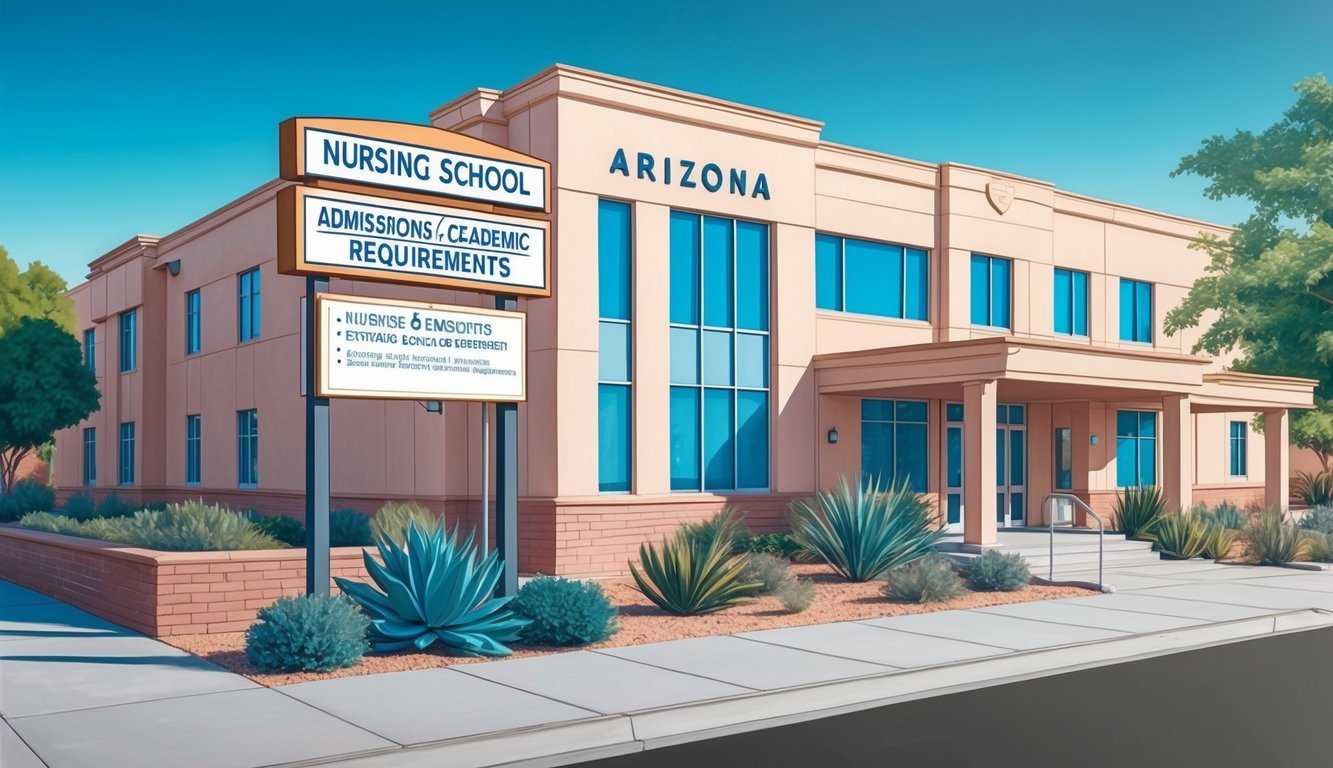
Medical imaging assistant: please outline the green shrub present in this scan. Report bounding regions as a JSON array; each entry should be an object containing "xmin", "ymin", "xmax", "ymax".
[
  {"xmin": 735, "ymin": 531, "xmax": 804, "ymax": 558},
  {"xmin": 95, "ymin": 493, "xmax": 138, "ymax": 519},
  {"xmin": 1198, "ymin": 501, "xmax": 1245, "ymax": 531},
  {"xmin": 775, "ymin": 578, "xmax": 815, "ymax": 612},
  {"xmin": 244, "ymin": 594, "xmax": 369, "ymax": 672},
  {"xmin": 62, "ymin": 492, "xmax": 98, "ymax": 520},
  {"xmin": 740, "ymin": 552, "xmax": 794, "ymax": 594},
  {"xmin": 1113, "ymin": 486, "xmax": 1165, "ymax": 541},
  {"xmin": 1303, "ymin": 531, "xmax": 1333, "ymax": 563},
  {"xmin": 0, "ymin": 480, "xmax": 55, "ymax": 521},
  {"xmin": 630, "ymin": 524, "xmax": 762, "ymax": 616},
  {"xmin": 1154, "ymin": 514, "xmax": 1211, "ymax": 560},
  {"xmin": 249, "ymin": 512, "xmax": 305, "ymax": 547},
  {"xmin": 1293, "ymin": 471, "xmax": 1333, "ymax": 506},
  {"xmin": 370, "ymin": 501, "xmax": 442, "ymax": 545},
  {"xmin": 1245, "ymin": 510, "xmax": 1307, "ymax": 565},
  {"xmin": 511, "ymin": 576, "xmax": 619, "ymax": 646},
  {"xmin": 965, "ymin": 550, "xmax": 1031, "ymax": 591},
  {"xmin": 679, "ymin": 509, "xmax": 747, "ymax": 553},
  {"xmin": 19, "ymin": 511, "xmax": 88, "ymax": 537},
  {"xmin": 329, "ymin": 509, "xmax": 373, "ymax": 547},
  {"xmin": 1297, "ymin": 505, "xmax": 1333, "ymax": 535},
  {"xmin": 885, "ymin": 556, "xmax": 964, "ymax": 603},
  {"xmin": 789, "ymin": 476, "xmax": 942, "ymax": 582},
  {"xmin": 1202, "ymin": 524, "xmax": 1239, "ymax": 560},
  {"xmin": 116, "ymin": 501, "xmax": 282, "ymax": 551},
  {"xmin": 337, "ymin": 523, "xmax": 529, "ymax": 655}
]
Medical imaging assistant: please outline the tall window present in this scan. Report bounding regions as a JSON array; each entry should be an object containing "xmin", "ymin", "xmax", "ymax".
[
  {"xmin": 238, "ymin": 268, "xmax": 261, "ymax": 342},
  {"xmin": 815, "ymin": 234, "xmax": 928, "ymax": 320},
  {"xmin": 1229, "ymin": 420, "xmax": 1248, "ymax": 477},
  {"xmin": 83, "ymin": 328, "xmax": 96, "ymax": 373},
  {"xmin": 970, "ymin": 254, "xmax": 1012, "ymax": 329},
  {"xmin": 1053, "ymin": 268, "xmax": 1089, "ymax": 337},
  {"xmin": 598, "ymin": 200, "xmax": 633, "ymax": 493},
  {"xmin": 1054, "ymin": 427, "xmax": 1073, "ymax": 490},
  {"xmin": 1116, "ymin": 410, "xmax": 1157, "ymax": 487},
  {"xmin": 1119, "ymin": 278, "xmax": 1153, "ymax": 343},
  {"xmin": 186, "ymin": 415, "xmax": 202, "ymax": 485},
  {"xmin": 669, "ymin": 211, "xmax": 770, "ymax": 491},
  {"xmin": 237, "ymin": 409, "xmax": 258, "ymax": 487},
  {"xmin": 118, "ymin": 422, "xmax": 135, "ymax": 485},
  {"xmin": 82, "ymin": 427, "xmax": 96, "ymax": 487},
  {"xmin": 861, "ymin": 399, "xmax": 928, "ymax": 492},
  {"xmin": 185, "ymin": 289, "xmax": 201, "ymax": 354},
  {"xmin": 118, "ymin": 309, "xmax": 137, "ymax": 373}
]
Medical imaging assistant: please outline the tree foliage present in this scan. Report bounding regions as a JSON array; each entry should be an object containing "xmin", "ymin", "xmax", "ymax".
[
  {"xmin": 0, "ymin": 318, "xmax": 100, "ymax": 491},
  {"xmin": 0, "ymin": 246, "xmax": 76, "ymax": 335},
  {"xmin": 1165, "ymin": 75, "xmax": 1333, "ymax": 467}
]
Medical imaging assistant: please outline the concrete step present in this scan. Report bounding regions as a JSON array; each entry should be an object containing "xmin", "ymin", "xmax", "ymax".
[
  {"xmin": 994, "ymin": 540, "xmax": 1155, "ymax": 558},
  {"xmin": 1022, "ymin": 552, "xmax": 1163, "ymax": 571}
]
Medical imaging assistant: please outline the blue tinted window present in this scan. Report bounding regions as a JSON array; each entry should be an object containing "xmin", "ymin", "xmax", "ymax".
[
  {"xmin": 119, "ymin": 310, "xmax": 136, "ymax": 373},
  {"xmin": 186, "ymin": 415, "xmax": 201, "ymax": 485},
  {"xmin": 1054, "ymin": 269, "xmax": 1072, "ymax": 335},
  {"xmin": 669, "ymin": 212, "xmax": 700, "ymax": 324},
  {"xmin": 82, "ymin": 427, "xmax": 96, "ymax": 487},
  {"xmin": 845, "ymin": 239, "xmax": 899, "ymax": 317},
  {"xmin": 905, "ymin": 248, "xmax": 929, "ymax": 321},
  {"xmin": 598, "ymin": 385, "xmax": 631, "ymax": 492},
  {"xmin": 971, "ymin": 255, "xmax": 1012, "ymax": 329},
  {"xmin": 669, "ymin": 327, "xmax": 698, "ymax": 384},
  {"xmin": 991, "ymin": 257, "xmax": 1011, "ymax": 329},
  {"xmin": 736, "ymin": 221, "xmax": 768, "ymax": 331},
  {"xmin": 735, "ymin": 333, "xmax": 768, "ymax": 388},
  {"xmin": 597, "ymin": 200, "xmax": 632, "ymax": 320},
  {"xmin": 815, "ymin": 234, "xmax": 843, "ymax": 310},
  {"xmin": 736, "ymin": 391, "xmax": 769, "ymax": 489},
  {"xmin": 118, "ymin": 421, "xmax": 135, "ymax": 485},
  {"xmin": 1229, "ymin": 421, "xmax": 1248, "ymax": 477},
  {"xmin": 860, "ymin": 399, "xmax": 928, "ymax": 492},
  {"xmin": 703, "ymin": 389, "xmax": 735, "ymax": 491},
  {"xmin": 1120, "ymin": 278, "xmax": 1153, "ymax": 343},
  {"xmin": 83, "ymin": 328, "xmax": 95, "ymax": 372},
  {"xmin": 1116, "ymin": 409, "xmax": 1157, "ymax": 487},
  {"xmin": 669, "ymin": 387, "xmax": 700, "ymax": 491},
  {"xmin": 186, "ymin": 289, "xmax": 201, "ymax": 354},
  {"xmin": 237, "ymin": 409, "xmax": 259, "ymax": 487},
  {"xmin": 597, "ymin": 321, "xmax": 631, "ymax": 382},
  {"xmin": 970, "ymin": 255, "xmax": 990, "ymax": 325},
  {"xmin": 702, "ymin": 330, "xmax": 733, "ymax": 386},
  {"xmin": 946, "ymin": 403, "xmax": 964, "ymax": 422},
  {"xmin": 702, "ymin": 217, "xmax": 733, "ymax": 327},
  {"xmin": 1072, "ymin": 270, "xmax": 1088, "ymax": 336},
  {"xmin": 238, "ymin": 268, "xmax": 261, "ymax": 342}
]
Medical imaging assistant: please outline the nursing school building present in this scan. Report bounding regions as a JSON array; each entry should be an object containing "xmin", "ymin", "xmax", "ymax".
[{"xmin": 55, "ymin": 65, "xmax": 1315, "ymax": 576}]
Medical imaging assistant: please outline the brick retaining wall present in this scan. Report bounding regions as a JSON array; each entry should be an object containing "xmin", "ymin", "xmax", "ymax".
[{"xmin": 0, "ymin": 526, "xmax": 370, "ymax": 636}]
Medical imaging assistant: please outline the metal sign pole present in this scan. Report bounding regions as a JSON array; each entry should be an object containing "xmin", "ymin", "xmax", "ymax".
[
  {"xmin": 304, "ymin": 275, "xmax": 331, "ymax": 595},
  {"xmin": 481, "ymin": 403, "xmax": 489, "ymax": 557},
  {"xmin": 495, "ymin": 296, "xmax": 519, "ymax": 597}
]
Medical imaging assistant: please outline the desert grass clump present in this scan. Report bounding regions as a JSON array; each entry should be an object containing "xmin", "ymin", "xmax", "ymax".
[
  {"xmin": 789, "ymin": 476, "xmax": 942, "ymax": 582},
  {"xmin": 1301, "ymin": 531, "xmax": 1333, "ymax": 563},
  {"xmin": 884, "ymin": 556, "xmax": 964, "ymax": 603},
  {"xmin": 630, "ymin": 522, "xmax": 762, "ymax": 616},
  {"xmin": 1201, "ymin": 524, "xmax": 1239, "ymax": 560},
  {"xmin": 776, "ymin": 579, "xmax": 815, "ymax": 612},
  {"xmin": 679, "ymin": 509, "xmax": 747, "ymax": 554},
  {"xmin": 1197, "ymin": 501, "xmax": 1245, "ymax": 532},
  {"xmin": 965, "ymin": 550, "xmax": 1031, "ymax": 591},
  {"xmin": 1297, "ymin": 505, "xmax": 1333, "ymax": 535},
  {"xmin": 740, "ymin": 552, "xmax": 815, "ymax": 613},
  {"xmin": 1293, "ymin": 471, "xmax": 1333, "ymax": 506},
  {"xmin": 1153, "ymin": 513, "xmax": 1210, "ymax": 560},
  {"xmin": 1112, "ymin": 485, "xmax": 1165, "ymax": 541},
  {"xmin": 370, "ymin": 501, "xmax": 442, "ymax": 545},
  {"xmin": 1245, "ymin": 510, "xmax": 1307, "ymax": 565}
]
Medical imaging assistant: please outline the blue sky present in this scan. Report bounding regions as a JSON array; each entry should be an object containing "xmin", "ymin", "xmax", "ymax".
[{"xmin": 1, "ymin": 0, "xmax": 1329, "ymax": 283}]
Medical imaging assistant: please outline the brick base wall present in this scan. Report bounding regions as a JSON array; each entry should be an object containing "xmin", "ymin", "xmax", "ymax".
[{"xmin": 0, "ymin": 527, "xmax": 370, "ymax": 636}]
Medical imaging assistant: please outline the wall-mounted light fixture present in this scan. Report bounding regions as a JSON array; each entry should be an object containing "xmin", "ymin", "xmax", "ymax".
[
  {"xmin": 827, "ymin": 427, "xmax": 839, "ymax": 445},
  {"xmin": 1090, "ymin": 434, "xmax": 1099, "ymax": 445},
  {"xmin": 167, "ymin": 259, "xmax": 181, "ymax": 276},
  {"xmin": 420, "ymin": 401, "xmax": 443, "ymax": 414}
]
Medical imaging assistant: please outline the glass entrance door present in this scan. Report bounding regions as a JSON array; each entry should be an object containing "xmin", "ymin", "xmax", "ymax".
[
  {"xmin": 996, "ymin": 404, "xmax": 1027, "ymax": 527},
  {"xmin": 945, "ymin": 403, "xmax": 964, "ymax": 532}
]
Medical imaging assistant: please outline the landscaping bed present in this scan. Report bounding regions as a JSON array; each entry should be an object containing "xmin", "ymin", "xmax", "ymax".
[{"xmin": 163, "ymin": 562, "xmax": 1093, "ymax": 686}]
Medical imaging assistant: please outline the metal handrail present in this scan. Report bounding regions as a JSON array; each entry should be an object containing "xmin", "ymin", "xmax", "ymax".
[{"xmin": 1044, "ymin": 493, "xmax": 1105, "ymax": 591}]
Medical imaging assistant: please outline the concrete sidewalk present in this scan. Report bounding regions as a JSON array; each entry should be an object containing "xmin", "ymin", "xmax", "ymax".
[{"xmin": 4, "ymin": 559, "xmax": 1333, "ymax": 768}]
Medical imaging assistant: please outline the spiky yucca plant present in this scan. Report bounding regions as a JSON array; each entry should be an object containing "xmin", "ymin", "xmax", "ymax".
[
  {"xmin": 1293, "ymin": 471, "xmax": 1333, "ymax": 506},
  {"xmin": 335, "ymin": 522, "xmax": 528, "ymax": 656},
  {"xmin": 789, "ymin": 476, "xmax": 942, "ymax": 582},
  {"xmin": 1153, "ymin": 514, "xmax": 1210, "ymax": 560},
  {"xmin": 1112, "ymin": 486, "xmax": 1165, "ymax": 541},
  {"xmin": 629, "ymin": 526, "xmax": 762, "ymax": 615},
  {"xmin": 1201, "ymin": 523, "xmax": 1239, "ymax": 560},
  {"xmin": 1244, "ymin": 510, "xmax": 1307, "ymax": 566}
]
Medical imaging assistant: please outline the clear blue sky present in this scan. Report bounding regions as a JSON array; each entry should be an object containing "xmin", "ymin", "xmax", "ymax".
[{"xmin": 1, "ymin": 0, "xmax": 1329, "ymax": 283}]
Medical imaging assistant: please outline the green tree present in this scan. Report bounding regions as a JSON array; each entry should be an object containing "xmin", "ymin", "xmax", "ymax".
[
  {"xmin": 0, "ymin": 318, "xmax": 100, "ymax": 492},
  {"xmin": 1165, "ymin": 75, "xmax": 1333, "ymax": 469},
  {"xmin": 0, "ymin": 245, "xmax": 76, "ymax": 335}
]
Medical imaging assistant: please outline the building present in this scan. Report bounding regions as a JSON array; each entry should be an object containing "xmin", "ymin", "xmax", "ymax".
[{"xmin": 54, "ymin": 65, "xmax": 1316, "ymax": 576}]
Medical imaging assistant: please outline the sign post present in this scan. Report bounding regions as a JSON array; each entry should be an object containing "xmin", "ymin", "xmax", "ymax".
[
  {"xmin": 304, "ymin": 274, "xmax": 331, "ymax": 595},
  {"xmin": 494, "ymin": 295, "xmax": 519, "ymax": 596}
]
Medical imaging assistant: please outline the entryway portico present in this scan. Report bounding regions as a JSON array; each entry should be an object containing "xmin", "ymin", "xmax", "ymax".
[{"xmin": 814, "ymin": 337, "xmax": 1316, "ymax": 546}]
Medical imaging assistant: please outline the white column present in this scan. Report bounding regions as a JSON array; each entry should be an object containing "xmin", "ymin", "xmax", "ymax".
[{"xmin": 963, "ymin": 380, "xmax": 998, "ymax": 546}]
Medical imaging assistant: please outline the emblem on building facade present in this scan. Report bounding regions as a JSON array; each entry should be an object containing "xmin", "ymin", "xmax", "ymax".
[{"xmin": 987, "ymin": 179, "xmax": 1015, "ymax": 214}]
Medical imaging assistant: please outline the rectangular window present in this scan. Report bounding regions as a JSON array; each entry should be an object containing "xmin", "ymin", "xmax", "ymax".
[
  {"xmin": 118, "ymin": 422, "xmax": 135, "ymax": 486},
  {"xmin": 860, "ymin": 399, "xmax": 929, "ymax": 492},
  {"xmin": 82, "ymin": 427, "xmax": 96, "ymax": 487},
  {"xmin": 970, "ymin": 254, "xmax": 1012, "ymax": 329},
  {"xmin": 598, "ymin": 199, "xmax": 632, "ymax": 493},
  {"xmin": 237, "ymin": 409, "xmax": 258, "ymax": 487},
  {"xmin": 83, "ymin": 328, "xmax": 96, "ymax": 373},
  {"xmin": 1053, "ymin": 268, "xmax": 1089, "ymax": 337},
  {"xmin": 1116, "ymin": 410, "xmax": 1157, "ymax": 487},
  {"xmin": 669, "ymin": 211, "xmax": 770, "ymax": 491},
  {"xmin": 813, "ymin": 233, "xmax": 928, "ymax": 321},
  {"xmin": 238, "ymin": 268, "xmax": 262, "ymax": 342},
  {"xmin": 1229, "ymin": 421, "xmax": 1248, "ymax": 478},
  {"xmin": 185, "ymin": 289, "xmax": 201, "ymax": 354},
  {"xmin": 186, "ymin": 414, "xmax": 202, "ymax": 485},
  {"xmin": 1119, "ymin": 278, "xmax": 1153, "ymax": 343},
  {"xmin": 118, "ymin": 310, "xmax": 137, "ymax": 372},
  {"xmin": 1054, "ymin": 427, "xmax": 1073, "ymax": 490}
]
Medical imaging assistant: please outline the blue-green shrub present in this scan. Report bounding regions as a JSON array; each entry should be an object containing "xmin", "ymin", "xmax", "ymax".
[
  {"xmin": 96, "ymin": 493, "xmax": 137, "ymax": 519},
  {"xmin": 330, "ymin": 509, "xmax": 373, "ymax": 547},
  {"xmin": 62, "ymin": 492, "xmax": 98, "ymax": 520},
  {"xmin": 789, "ymin": 476, "xmax": 942, "ymax": 582},
  {"xmin": 244, "ymin": 594, "xmax": 369, "ymax": 672},
  {"xmin": 965, "ymin": 550, "xmax": 1031, "ymax": 591},
  {"xmin": 0, "ymin": 479, "xmax": 54, "ymax": 521},
  {"xmin": 885, "ymin": 556, "xmax": 964, "ymax": 603},
  {"xmin": 511, "ymin": 576, "xmax": 619, "ymax": 646},
  {"xmin": 249, "ymin": 512, "xmax": 305, "ymax": 547}
]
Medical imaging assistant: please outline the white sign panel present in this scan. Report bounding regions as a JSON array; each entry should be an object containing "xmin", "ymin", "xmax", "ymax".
[
  {"xmin": 303, "ymin": 127, "xmax": 547, "ymax": 211},
  {"xmin": 300, "ymin": 187, "xmax": 548, "ymax": 294},
  {"xmin": 316, "ymin": 293, "xmax": 525, "ymax": 402}
]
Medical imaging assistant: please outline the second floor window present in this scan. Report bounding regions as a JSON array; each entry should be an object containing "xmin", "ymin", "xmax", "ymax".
[
  {"xmin": 1053, "ymin": 268, "xmax": 1089, "ymax": 337},
  {"xmin": 1119, "ymin": 278, "xmax": 1153, "ymax": 343},
  {"xmin": 815, "ymin": 234, "xmax": 929, "ymax": 321},
  {"xmin": 83, "ymin": 328, "xmax": 96, "ymax": 373},
  {"xmin": 186, "ymin": 414, "xmax": 202, "ymax": 485},
  {"xmin": 238, "ymin": 268, "xmax": 261, "ymax": 342},
  {"xmin": 970, "ymin": 254, "xmax": 1012, "ymax": 329},
  {"xmin": 119, "ymin": 310, "xmax": 137, "ymax": 372},
  {"xmin": 186, "ymin": 289, "xmax": 201, "ymax": 354},
  {"xmin": 237, "ymin": 409, "xmax": 259, "ymax": 487}
]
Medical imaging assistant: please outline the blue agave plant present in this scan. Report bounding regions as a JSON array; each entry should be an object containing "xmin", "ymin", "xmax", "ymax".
[{"xmin": 334, "ymin": 522, "xmax": 529, "ymax": 656}]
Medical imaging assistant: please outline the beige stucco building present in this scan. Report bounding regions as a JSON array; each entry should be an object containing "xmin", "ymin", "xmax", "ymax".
[{"xmin": 55, "ymin": 65, "xmax": 1315, "ymax": 576}]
